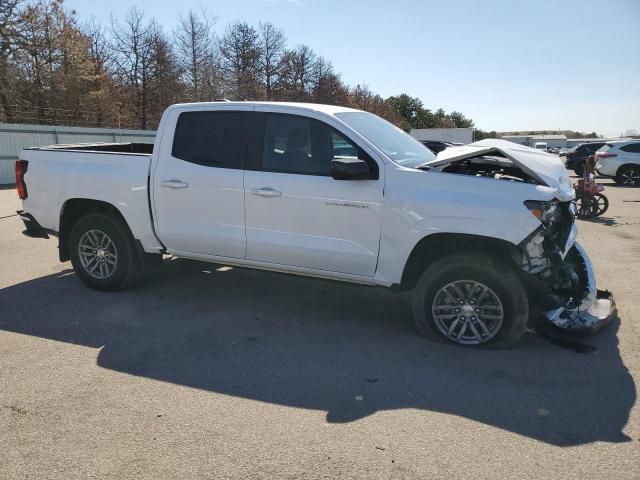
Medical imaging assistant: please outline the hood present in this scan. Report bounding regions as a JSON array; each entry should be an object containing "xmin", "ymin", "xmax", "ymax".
[{"xmin": 428, "ymin": 139, "xmax": 574, "ymax": 201}]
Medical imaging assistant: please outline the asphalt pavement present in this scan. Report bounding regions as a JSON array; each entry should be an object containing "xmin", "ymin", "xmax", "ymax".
[{"xmin": 0, "ymin": 182, "xmax": 638, "ymax": 479}]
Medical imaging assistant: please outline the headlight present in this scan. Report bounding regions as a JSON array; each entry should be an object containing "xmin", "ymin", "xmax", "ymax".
[{"xmin": 524, "ymin": 200, "xmax": 559, "ymax": 227}]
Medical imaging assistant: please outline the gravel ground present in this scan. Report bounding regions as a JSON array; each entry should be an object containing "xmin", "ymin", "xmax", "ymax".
[{"xmin": 0, "ymin": 181, "xmax": 638, "ymax": 479}]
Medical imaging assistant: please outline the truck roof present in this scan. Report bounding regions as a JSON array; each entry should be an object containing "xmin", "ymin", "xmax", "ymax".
[{"xmin": 167, "ymin": 101, "xmax": 362, "ymax": 115}]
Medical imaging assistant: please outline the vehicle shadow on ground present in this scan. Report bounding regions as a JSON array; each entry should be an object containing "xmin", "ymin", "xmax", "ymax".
[
  {"xmin": 579, "ymin": 216, "xmax": 619, "ymax": 226},
  {"xmin": 0, "ymin": 258, "xmax": 634, "ymax": 446}
]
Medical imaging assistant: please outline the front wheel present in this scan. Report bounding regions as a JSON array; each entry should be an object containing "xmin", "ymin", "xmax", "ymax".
[{"xmin": 412, "ymin": 253, "xmax": 528, "ymax": 348}]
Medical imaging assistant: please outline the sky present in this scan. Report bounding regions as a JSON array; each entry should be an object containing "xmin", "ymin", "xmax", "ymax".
[{"xmin": 64, "ymin": 0, "xmax": 640, "ymax": 136}]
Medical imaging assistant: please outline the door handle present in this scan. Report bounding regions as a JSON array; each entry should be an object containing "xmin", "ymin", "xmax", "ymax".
[
  {"xmin": 250, "ymin": 187, "xmax": 282, "ymax": 197},
  {"xmin": 161, "ymin": 179, "xmax": 189, "ymax": 189}
]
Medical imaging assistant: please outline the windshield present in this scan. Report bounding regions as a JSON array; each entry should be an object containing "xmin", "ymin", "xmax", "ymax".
[{"xmin": 335, "ymin": 112, "xmax": 436, "ymax": 168}]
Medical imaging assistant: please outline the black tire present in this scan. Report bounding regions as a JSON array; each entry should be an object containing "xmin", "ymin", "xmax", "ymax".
[
  {"xmin": 576, "ymin": 193, "xmax": 598, "ymax": 218},
  {"xmin": 615, "ymin": 165, "xmax": 640, "ymax": 186},
  {"xmin": 593, "ymin": 193, "xmax": 609, "ymax": 216},
  {"xmin": 411, "ymin": 253, "xmax": 528, "ymax": 348},
  {"xmin": 69, "ymin": 212, "xmax": 140, "ymax": 291}
]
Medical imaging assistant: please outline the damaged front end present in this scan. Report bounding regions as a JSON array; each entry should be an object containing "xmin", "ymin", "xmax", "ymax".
[
  {"xmin": 519, "ymin": 200, "xmax": 616, "ymax": 334},
  {"xmin": 425, "ymin": 139, "xmax": 616, "ymax": 334}
]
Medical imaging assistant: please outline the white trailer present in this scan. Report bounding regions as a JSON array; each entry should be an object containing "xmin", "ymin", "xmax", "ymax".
[{"xmin": 410, "ymin": 128, "xmax": 474, "ymax": 144}]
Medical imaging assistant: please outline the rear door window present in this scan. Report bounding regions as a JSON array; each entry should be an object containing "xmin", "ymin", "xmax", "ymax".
[{"xmin": 172, "ymin": 111, "xmax": 247, "ymax": 168}]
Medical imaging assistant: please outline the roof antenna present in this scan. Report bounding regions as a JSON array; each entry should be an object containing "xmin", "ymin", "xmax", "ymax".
[{"xmin": 215, "ymin": 98, "xmax": 231, "ymax": 102}]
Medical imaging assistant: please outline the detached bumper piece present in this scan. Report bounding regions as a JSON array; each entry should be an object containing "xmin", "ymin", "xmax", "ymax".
[
  {"xmin": 542, "ymin": 243, "xmax": 617, "ymax": 335},
  {"xmin": 545, "ymin": 289, "xmax": 616, "ymax": 335},
  {"xmin": 17, "ymin": 210, "xmax": 49, "ymax": 239}
]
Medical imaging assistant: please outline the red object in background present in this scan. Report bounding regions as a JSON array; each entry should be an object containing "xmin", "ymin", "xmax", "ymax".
[{"xmin": 16, "ymin": 160, "xmax": 28, "ymax": 199}]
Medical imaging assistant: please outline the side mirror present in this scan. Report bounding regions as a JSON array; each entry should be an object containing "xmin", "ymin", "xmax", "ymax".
[{"xmin": 330, "ymin": 158, "xmax": 372, "ymax": 180}]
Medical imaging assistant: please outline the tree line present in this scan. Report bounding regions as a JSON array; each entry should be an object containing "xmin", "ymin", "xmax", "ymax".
[
  {"xmin": 499, "ymin": 130, "xmax": 600, "ymax": 139},
  {"xmin": 0, "ymin": 0, "xmax": 475, "ymax": 132}
]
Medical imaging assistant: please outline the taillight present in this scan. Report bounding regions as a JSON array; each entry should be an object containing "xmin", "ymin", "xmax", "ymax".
[
  {"xmin": 16, "ymin": 160, "xmax": 28, "ymax": 200},
  {"xmin": 597, "ymin": 152, "xmax": 617, "ymax": 159}
]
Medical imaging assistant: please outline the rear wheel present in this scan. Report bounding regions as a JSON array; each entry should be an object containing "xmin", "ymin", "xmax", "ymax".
[
  {"xmin": 411, "ymin": 253, "xmax": 528, "ymax": 348},
  {"xmin": 69, "ymin": 213, "xmax": 140, "ymax": 291},
  {"xmin": 615, "ymin": 165, "xmax": 640, "ymax": 186},
  {"xmin": 593, "ymin": 193, "xmax": 609, "ymax": 216}
]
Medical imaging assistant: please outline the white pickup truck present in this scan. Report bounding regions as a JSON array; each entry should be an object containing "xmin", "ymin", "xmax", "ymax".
[{"xmin": 16, "ymin": 102, "xmax": 615, "ymax": 348}]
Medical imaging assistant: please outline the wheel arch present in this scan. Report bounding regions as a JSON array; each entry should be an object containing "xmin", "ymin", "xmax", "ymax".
[
  {"xmin": 398, "ymin": 233, "xmax": 523, "ymax": 291},
  {"xmin": 59, "ymin": 198, "xmax": 135, "ymax": 262}
]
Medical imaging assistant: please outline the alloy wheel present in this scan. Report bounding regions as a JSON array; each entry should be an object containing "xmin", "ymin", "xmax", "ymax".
[
  {"xmin": 620, "ymin": 166, "xmax": 640, "ymax": 186},
  {"xmin": 431, "ymin": 280, "xmax": 504, "ymax": 345},
  {"xmin": 78, "ymin": 229, "xmax": 118, "ymax": 279}
]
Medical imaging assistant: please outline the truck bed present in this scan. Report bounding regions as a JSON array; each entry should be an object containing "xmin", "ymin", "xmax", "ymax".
[
  {"xmin": 27, "ymin": 142, "xmax": 154, "ymax": 155},
  {"xmin": 19, "ymin": 143, "xmax": 163, "ymax": 253}
]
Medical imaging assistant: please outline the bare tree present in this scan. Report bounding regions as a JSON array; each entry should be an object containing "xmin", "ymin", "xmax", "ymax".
[
  {"xmin": 257, "ymin": 22, "xmax": 285, "ymax": 100},
  {"xmin": 219, "ymin": 21, "xmax": 261, "ymax": 100},
  {"xmin": 14, "ymin": 0, "xmax": 96, "ymax": 124},
  {"xmin": 56, "ymin": 10, "xmax": 95, "ymax": 122},
  {"xmin": 310, "ymin": 56, "xmax": 342, "ymax": 103},
  {"xmin": 352, "ymin": 85, "xmax": 402, "ymax": 125},
  {"xmin": 0, "ymin": 0, "xmax": 22, "ymax": 121},
  {"xmin": 280, "ymin": 44, "xmax": 316, "ymax": 101},
  {"xmin": 350, "ymin": 84, "xmax": 374, "ymax": 111},
  {"xmin": 84, "ymin": 18, "xmax": 112, "ymax": 125},
  {"xmin": 147, "ymin": 24, "xmax": 182, "ymax": 124},
  {"xmin": 110, "ymin": 7, "xmax": 154, "ymax": 129},
  {"xmin": 174, "ymin": 7, "xmax": 218, "ymax": 101},
  {"xmin": 0, "ymin": 2, "xmax": 476, "ymax": 131},
  {"xmin": 17, "ymin": 0, "xmax": 64, "ymax": 121}
]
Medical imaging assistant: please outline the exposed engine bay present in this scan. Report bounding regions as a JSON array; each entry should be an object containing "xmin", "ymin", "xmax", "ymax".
[{"xmin": 437, "ymin": 154, "xmax": 541, "ymax": 184}]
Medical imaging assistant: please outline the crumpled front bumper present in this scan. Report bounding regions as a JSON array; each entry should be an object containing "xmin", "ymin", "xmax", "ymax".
[{"xmin": 543, "ymin": 243, "xmax": 617, "ymax": 334}]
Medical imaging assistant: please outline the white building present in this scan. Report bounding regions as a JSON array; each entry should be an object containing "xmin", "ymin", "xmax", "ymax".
[
  {"xmin": 500, "ymin": 134, "xmax": 630, "ymax": 149},
  {"xmin": 500, "ymin": 134, "xmax": 567, "ymax": 148},
  {"xmin": 410, "ymin": 128, "xmax": 474, "ymax": 144},
  {"xmin": 565, "ymin": 137, "xmax": 625, "ymax": 147}
]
